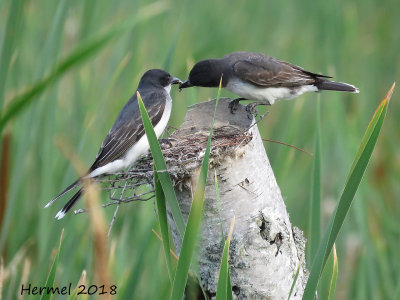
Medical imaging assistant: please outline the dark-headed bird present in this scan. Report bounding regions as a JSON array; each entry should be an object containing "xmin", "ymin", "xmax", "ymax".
[
  {"xmin": 45, "ymin": 69, "xmax": 182, "ymax": 219},
  {"xmin": 179, "ymin": 51, "xmax": 359, "ymax": 113}
]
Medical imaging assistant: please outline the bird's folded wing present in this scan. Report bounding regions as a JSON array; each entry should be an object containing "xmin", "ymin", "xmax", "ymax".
[
  {"xmin": 90, "ymin": 94, "xmax": 165, "ymax": 170},
  {"xmin": 233, "ymin": 58, "xmax": 322, "ymax": 88}
]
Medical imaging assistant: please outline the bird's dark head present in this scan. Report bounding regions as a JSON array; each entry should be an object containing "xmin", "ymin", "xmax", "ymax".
[
  {"xmin": 179, "ymin": 59, "xmax": 226, "ymax": 90},
  {"xmin": 139, "ymin": 69, "xmax": 182, "ymax": 91}
]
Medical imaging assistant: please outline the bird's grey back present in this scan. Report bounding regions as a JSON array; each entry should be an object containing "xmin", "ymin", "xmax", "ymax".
[
  {"xmin": 108, "ymin": 87, "xmax": 167, "ymax": 134},
  {"xmin": 90, "ymin": 88, "xmax": 167, "ymax": 170},
  {"xmin": 221, "ymin": 51, "xmax": 331, "ymax": 88}
]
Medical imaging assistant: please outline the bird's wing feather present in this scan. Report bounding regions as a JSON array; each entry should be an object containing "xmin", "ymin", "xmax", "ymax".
[
  {"xmin": 90, "ymin": 91, "xmax": 166, "ymax": 170},
  {"xmin": 232, "ymin": 55, "xmax": 330, "ymax": 88}
]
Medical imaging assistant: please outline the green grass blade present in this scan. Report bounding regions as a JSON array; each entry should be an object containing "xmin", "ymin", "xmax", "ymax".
[
  {"xmin": 40, "ymin": 229, "xmax": 64, "ymax": 300},
  {"xmin": 0, "ymin": 6, "xmax": 166, "ymax": 132},
  {"xmin": 216, "ymin": 242, "xmax": 229, "ymax": 300},
  {"xmin": 155, "ymin": 170, "xmax": 173, "ymax": 283},
  {"xmin": 162, "ymin": 19, "xmax": 182, "ymax": 71},
  {"xmin": 162, "ymin": 0, "xmax": 188, "ymax": 70},
  {"xmin": 137, "ymin": 92, "xmax": 186, "ymax": 237},
  {"xmin": 67, "ymin": 288, "xmax": 78, "ymax": 300},
  {"xmin": 34, "ymin": 0, "xmax": 68, "ymax": 80},
  {"xmin": 327, "ymin": 244, "xmax": 338, "ymax": 300},
  {"xmin": 0, "ymin": 0, "xmax": 25, "ymax": 110},
  {"xmin": 303, "ymin": 83, "xmax": 395, "ymax": 299},
  {"xmin": 120, "ymin": 221, "xmax": 155, "ymax": 298},
  {"xmin": 215, "ymin": 217, "xmax": 235, "ymax": 300},
  {"xmin": 395, "ymin": 279, "xmax": 400, "ymax": 300},
  {"xmin": 36, "ymin": 0, "xmax": 69, "ymax": 265},
  {"xmin": 0, "ymin": 31, "xmax": 114, "ymax": 132},
  {"xmin": 309, "ymin": 97, "xmax": 322, "ymax": 263},
  {"xmin": 287, "ymin": 263, "xmax": 301, "ymax": 300},
  {"xmin": 227, "ymin": 270, "xmax": 233, "ymax": 300},
  {"xmin": 170, "ymin": 79, "xmax": 222, "ymax": 300}
]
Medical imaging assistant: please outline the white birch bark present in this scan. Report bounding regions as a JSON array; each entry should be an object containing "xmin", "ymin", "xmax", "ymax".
[{"xmin": 167, "ymin": 98, "xmax": 308, "ymax": 300}]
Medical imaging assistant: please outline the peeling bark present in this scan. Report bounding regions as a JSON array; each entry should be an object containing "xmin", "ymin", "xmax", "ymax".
[{"xmin": 167, "ymin": 98, "xmax": 308, "ymax": 300}]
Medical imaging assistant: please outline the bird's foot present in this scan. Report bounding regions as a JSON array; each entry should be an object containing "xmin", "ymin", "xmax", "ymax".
[
  {"xmin": 228, "ymin": 98, "xmax": 247, "ymax": 114},
  {"xmin": 245, "ymin": 103, "xmax": 260, "ymax": 119},
  {"xmin": 245, "ymin": 102, "xmax": 271, "ymax": 119}
]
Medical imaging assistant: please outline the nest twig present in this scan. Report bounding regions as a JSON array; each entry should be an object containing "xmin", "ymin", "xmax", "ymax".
[{"xmin": 73, "ymin": 125, "xmax": 252, "ymax": 217}]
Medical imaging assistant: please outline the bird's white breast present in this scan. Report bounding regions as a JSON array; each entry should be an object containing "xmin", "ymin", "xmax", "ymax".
[
  {"xmin": 226, "ymin": 78, "xmax": 318, "ymax": 104},
  {"xmin": 122, "ymin": 95, "xmax": 172, "ymax": 165}
]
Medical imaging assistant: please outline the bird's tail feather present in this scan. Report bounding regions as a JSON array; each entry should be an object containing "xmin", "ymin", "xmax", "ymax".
[
  {"xmin": 45, "ymin": 179, "xmax": 80, "ymax": 208},
  {"xmin": 316, "ymin": 79, "xmax": 359, "ymax": 93},
  {"xmin": 55, "ymin": 189, "xmax": 83, "ymax": 220}
]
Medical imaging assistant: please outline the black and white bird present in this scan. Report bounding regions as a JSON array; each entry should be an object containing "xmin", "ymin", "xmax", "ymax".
[
  {"xmin": 179, "ymin": 51, "xmax": 359, "ymax": 112},
  {"xmin": 45, "ymin": 69, "xmax": 182, "ymax": 219}
]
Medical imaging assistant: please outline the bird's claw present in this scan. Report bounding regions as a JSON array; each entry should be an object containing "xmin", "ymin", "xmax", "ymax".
[
  {"xmin": 245, "ymin": 102, "xmax": 271, "ymax": 119},
  {"xmin": 245, "ymin": 103, "xmax": 259, "ymax": 119}
]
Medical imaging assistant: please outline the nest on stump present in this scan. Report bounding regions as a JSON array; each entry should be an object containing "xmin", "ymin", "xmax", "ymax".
[{"xmin": 87, "ymin": 125, "xmax": 252, "ymax": 211}]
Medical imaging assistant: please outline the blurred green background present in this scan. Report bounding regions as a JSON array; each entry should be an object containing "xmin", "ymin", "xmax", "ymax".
[{"xmin": 0, "ymin": 0, "xmax": 399, "ymax": 299}]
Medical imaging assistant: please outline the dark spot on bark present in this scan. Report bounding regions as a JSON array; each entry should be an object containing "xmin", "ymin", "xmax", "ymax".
[
  {"xmin": 229, "ymin": 237, "xmax": 238, "ymax": 257},
  {"xmin": 245, "ymin": 178, "xmax": 249, "ymax": 184},
  {"xmin": 269, "ymin": 232, "xmax": 283, "ymax": 256},
  {"xmin": 259, "ymin": 214, "xmax": 271, "ymax": 241},
  {"xmin": 232, "ymin": 285, "xmax": 240, "ymax": 295},
  {"xmin": 205, "ymin": 242, "xmax": 224, "ymax": 262}
]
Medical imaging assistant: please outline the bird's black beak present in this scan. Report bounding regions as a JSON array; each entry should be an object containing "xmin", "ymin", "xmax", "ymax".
[
  {"xmin": 171, "ymin": 77, "xmax": 183, "ymax": 85},
  {"xmin": 179, "ymin": 80, "xmax": 193, "ymax": 91}
]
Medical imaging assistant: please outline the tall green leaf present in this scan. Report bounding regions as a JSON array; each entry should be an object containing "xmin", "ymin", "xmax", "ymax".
[
  {"xmin": 120, "ymin": 221, "xmax": 155, "ymax": 298},
  {"xmin": 327, "ymin": 244, "xmax": 338, "ymax": 300},
  {"xmin": 137, "ymin": 92, "xmax": 186, "ymax": 237},
  {"xmin": 395, "ymin": 279, "xmax": 400, "ymax": 300},
  {"xmin": 36, "ymin": 0, "xmax": 70, "ymax": 265},
  {"xmin": 309, "ymin": 97, "xmax": 322, "ymax": 262},
  {"xmin": 170, "ymin": 80, "xmax": 222, "ymax": 300},
  {"xmin": 287, "ymin": 263, "xmax": 301, "ymax": 300},
  {"xmin": 0, "ymin": 0, "xmax": 25, "ymax": 110},
  {"xmin": 303, "ymin": 83, "xmax": 395, "ymax": 299},
  {"xmin": 40, "ymin": 229, "xmax": 64, "ymax": 300},
  {"xmin": 215, "ymin": 217, "xmax": 235, "ymax": 300},
  {"xmin": 0, "ymin": 5, "xmax": 166, "ymax": 132},
  {"xmin": 155, "ymin": 170, "xmax": 174, "ymax": 283}
]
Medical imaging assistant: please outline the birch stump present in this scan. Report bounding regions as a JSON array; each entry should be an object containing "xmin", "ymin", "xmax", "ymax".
[{"xmin": 167, "ymin": 98, "xmax": 308, "ymax": 300}]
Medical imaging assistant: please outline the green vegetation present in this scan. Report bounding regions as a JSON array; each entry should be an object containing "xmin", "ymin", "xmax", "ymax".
[
  {"xmin": 328, "ymin": 245, "xmax": 339, "ymax": 300},
  {"xmin": 0, "ymin": 0, "xmax": 398, "ymax": 299},
  {"xmin": 40, "ymin": 229, "xmax": 63, "ymax": 300},
  {"xmin": 215, "ymin": 217, "xmax": 234, "ymax": 300},
  {"xmin": 304, "ymin": 84, "xmax": 393, "ymax": 299}
]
